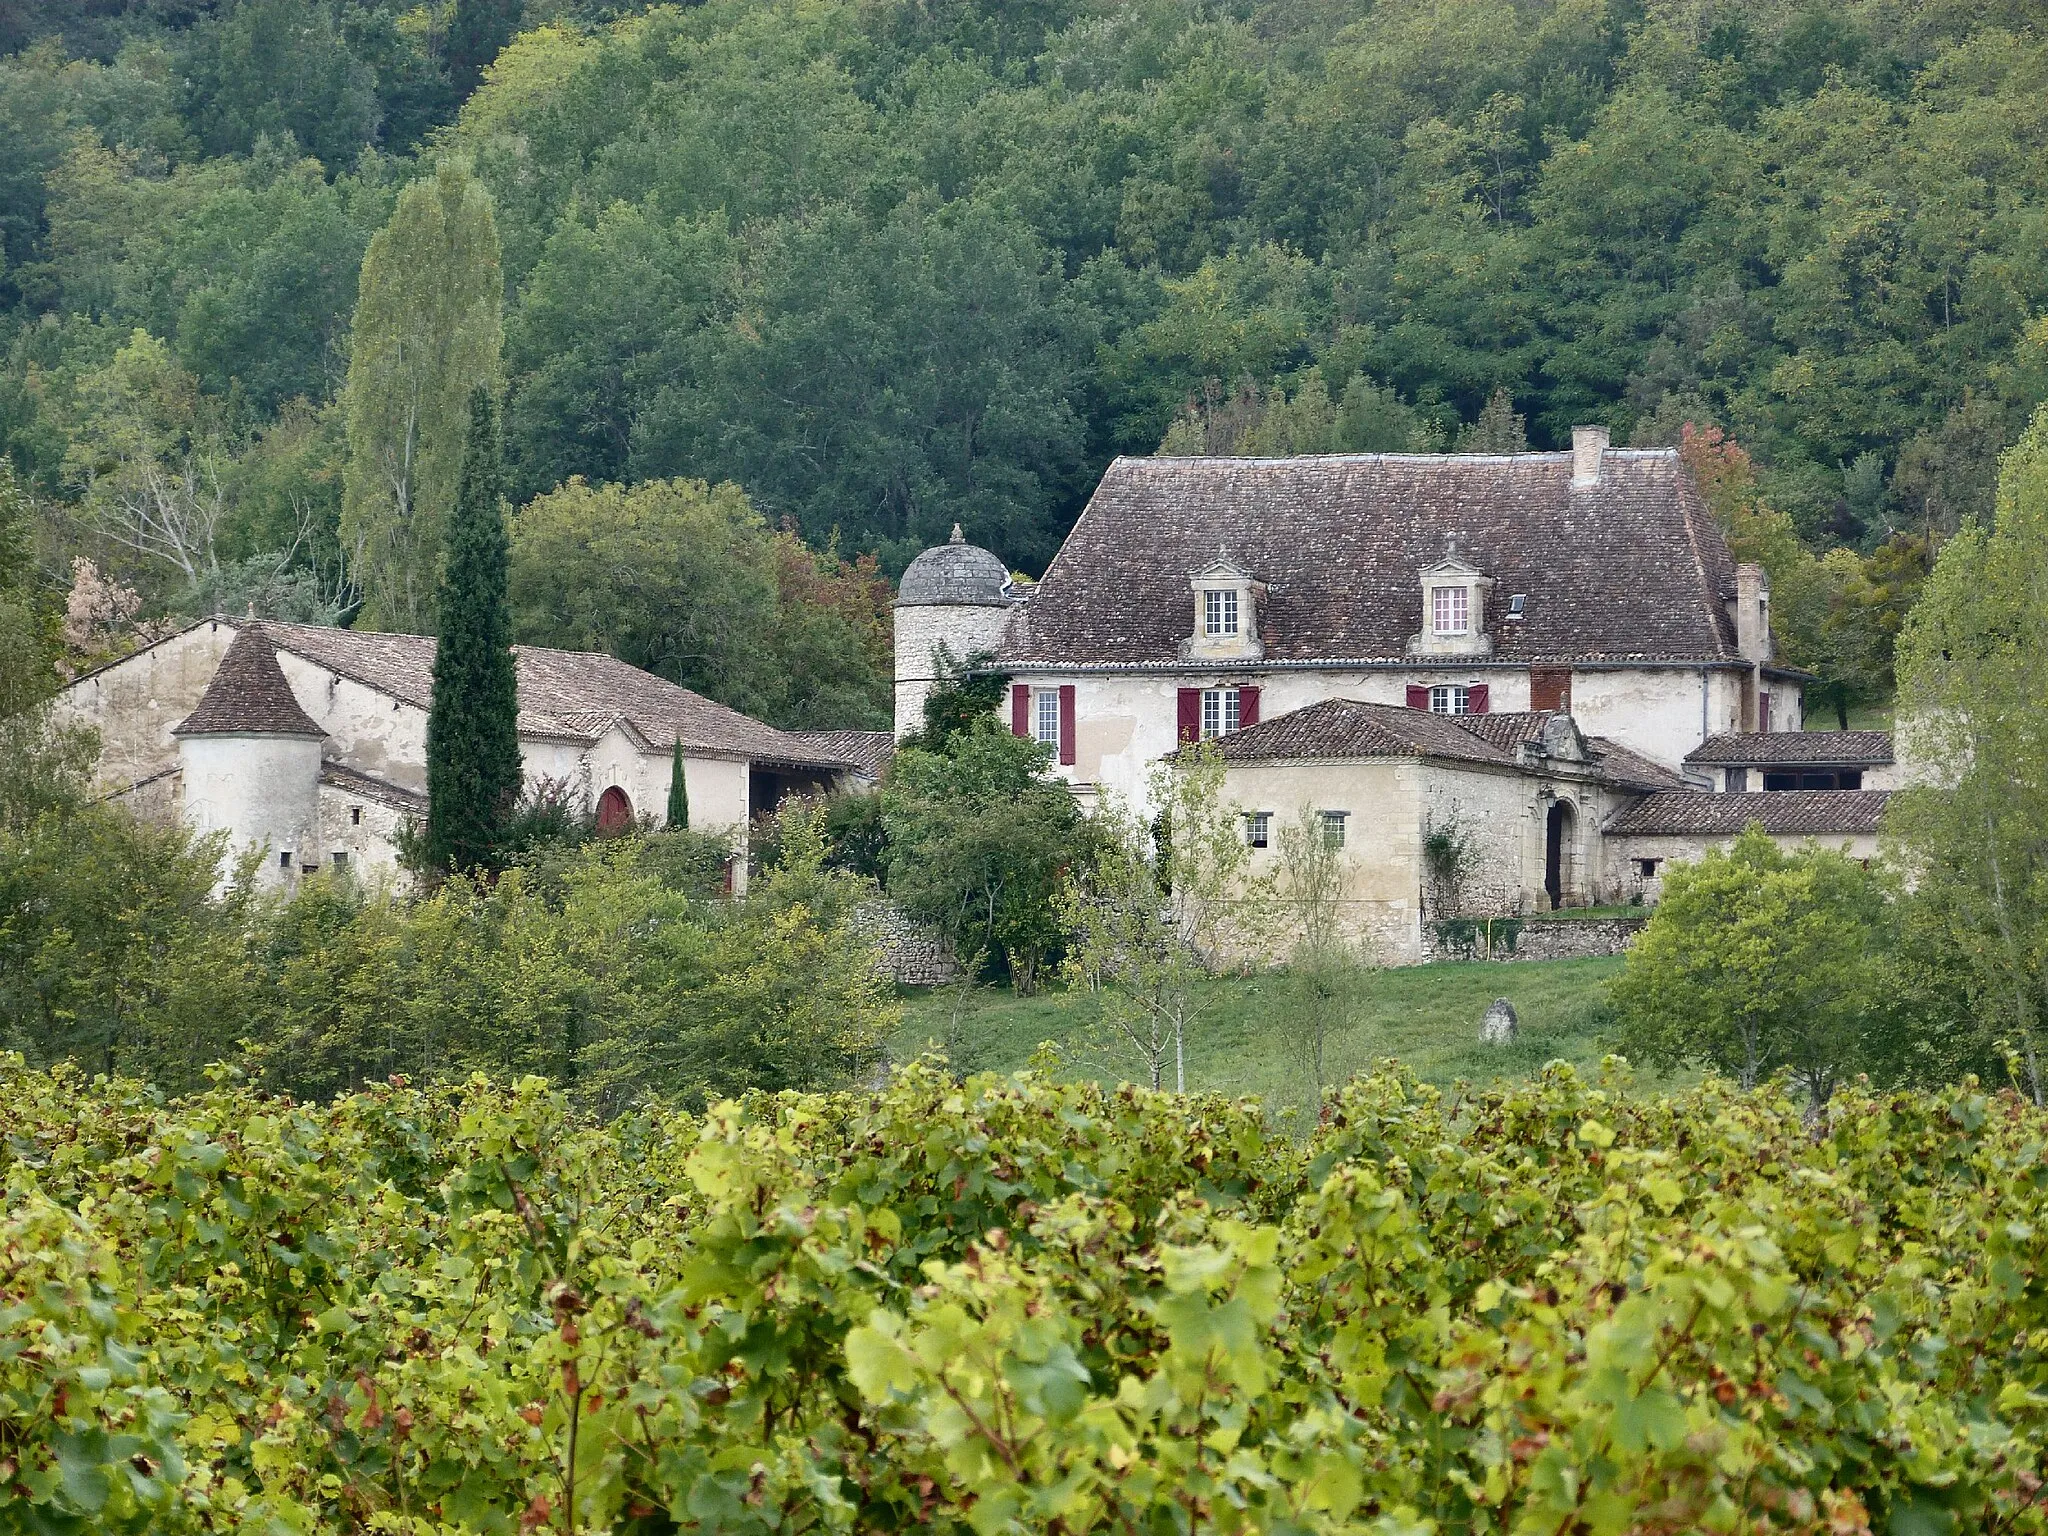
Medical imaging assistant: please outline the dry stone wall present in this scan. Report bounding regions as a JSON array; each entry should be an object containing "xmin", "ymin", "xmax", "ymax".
[{"xmin": 852, "ymin": 900, "xmax": 963, "ymax": 986}]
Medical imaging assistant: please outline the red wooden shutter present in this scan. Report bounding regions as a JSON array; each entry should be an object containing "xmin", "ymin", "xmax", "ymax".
[
  {"xmin": 1238, "ymin": 686, "xmax": 1260, "ymax": 729},
  {"xmin": 1011, "ymin": 683, "xmax": 1030, "ymax": 736},
  {"xmin": 1176, "ymin": 688, "xmax": 1201, "ymax": 743},
  {"xmin": 1758, "ymin": 691, "xmax": 1772, "ymax": 732},
  {"xmin": 1058, "ymin": 685, "xmax": 1076, "ymax": 766},
  {"xmin": 1405, "ymin": 684, "xmax": 1429, "ymax": 710},
  {"xmin": 1467, "ymin": 683, "xmax": 1490, "ymax": 715}
]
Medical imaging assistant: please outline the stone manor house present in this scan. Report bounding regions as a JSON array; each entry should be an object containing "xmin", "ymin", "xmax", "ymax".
[
  {"xmin": 894, "ymin": 427, "xmax": 1905, "ymax": 964},
  {"xmin": 55, "ymin": 426, "xmax": 1902, "ymax": 968}
]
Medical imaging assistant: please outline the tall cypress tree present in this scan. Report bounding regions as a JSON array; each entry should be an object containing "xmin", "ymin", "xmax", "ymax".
[
  {"xmin": 666, "ymin": 738, "xmax": 689, "ymax": 829},
  {"xmin": 425, "ymin": 388, "xmax": 522, "ymax": 876}
]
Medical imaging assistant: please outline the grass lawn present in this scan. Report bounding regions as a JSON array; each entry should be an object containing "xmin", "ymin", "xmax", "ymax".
[{"xmin": 892, "ymin": 955, "xmax": 1654, "ymax": 1112}]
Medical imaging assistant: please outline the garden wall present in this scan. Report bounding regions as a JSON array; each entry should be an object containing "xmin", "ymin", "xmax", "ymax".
[
  {"xmin": 852, "ymin": 900, "xmax": 963, "ymax": 986},
  {"xmin": 1424, "ymin": 913, "xmax": 1648, "ymax": 964}
]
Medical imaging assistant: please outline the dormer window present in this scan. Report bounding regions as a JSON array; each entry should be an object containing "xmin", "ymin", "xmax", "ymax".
[
  {"xmin": 1432, "ymin": 586, "xmax": 1468, "ymax": 636},
  {"xmin": 1185, "ymin": 549, "xmax": 1264, "ymax": 662},
  {"xmin": 1409, "ymin": 535, "xmax": 1494, "ymax": 658},
  {"xmin": 1204, "ymin": 588, "xmax": 1239, "ymax": 637}
]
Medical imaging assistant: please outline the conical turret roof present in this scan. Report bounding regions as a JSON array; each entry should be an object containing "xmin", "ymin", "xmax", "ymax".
[{"xmin": 173, "ymin": 624, "xmax": 325, "ymax": 738}]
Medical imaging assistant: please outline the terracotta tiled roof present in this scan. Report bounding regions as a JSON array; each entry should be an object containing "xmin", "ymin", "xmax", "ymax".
[
  {"xmin": 1685, "ymin": 731, "xmax": 1894, "ymax": 766},
  {"xmin": 1586, "ymin": 739, "xmax": 1690, "ymax": 792},
  {"xmin": 785, "ymin": 730, "xmax": 895, "ymax": 779},
  {"xmin": 319, "ymin": 761, "xmax": 425, "ymax": 812},
  {"xmin": 1210, "ymin": 699, "xmax": 1519, "ymax": 767},
  {"xmin": 252, "ymin": 621, "xmax": 845, "ymax": 766},
  {"xmin": 172, "ymin": 626, "xmax": 325, "ymax": 738},
  {"xmin": 1000, "ymin": 449, "xmax": 1741, "ymax": 668},
  {"xmin": 1452, "ymin": 710, "xmax": 1555, "ymax": 752},
  {"xmin": 1606, "ymin": 790, "xmax": 1891, "ymax": 837}
]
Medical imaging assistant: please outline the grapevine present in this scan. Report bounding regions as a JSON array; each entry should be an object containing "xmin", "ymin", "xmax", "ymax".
[{"xmin": 3, "ymin": 1055, "xmax": 2045, "ymax": 1533}]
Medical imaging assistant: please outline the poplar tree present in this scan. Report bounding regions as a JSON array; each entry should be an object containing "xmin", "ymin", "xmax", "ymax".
[
  {"xmin": 342, "ymin": 158, "xmax": 503, "ymax": 634},
  {"xmin": 666, "ymin": 738, "xmax": 689, "ymax": 829},
  {"xmin": 424, "ymin": 389, "xmax": 521, "ymax": 876}
]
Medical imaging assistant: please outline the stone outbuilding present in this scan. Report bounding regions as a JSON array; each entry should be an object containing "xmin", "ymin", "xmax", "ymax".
[
  {"xmin": 1682, "ymin": 730, "xmax": 1903, "ymax": 792},
  {"xmin": 1207, "ymin": 699, "xmax": 1685, "ymax": 964},
  {"xmin": 1602, "ymin": 790, "xmax": 1891, "ymax": 905},
  {"xmin": 59, "ymin": 617, "xmax": 866, "ymax": 890}
]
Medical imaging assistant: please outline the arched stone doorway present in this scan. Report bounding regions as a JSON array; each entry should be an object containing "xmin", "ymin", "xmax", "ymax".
[
  {"xmin": 596, "ymin": 785, "xmax": 634, "ymax": 835},
  {"xmin": 1544, "ymin": 799, "xmax": 1577, "ymax": 910}
]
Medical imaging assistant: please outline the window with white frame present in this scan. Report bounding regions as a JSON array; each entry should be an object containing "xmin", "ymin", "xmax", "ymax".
[
  {"xmin": 1034, "ymin": 689, "xmax": 1060, "ymax": 747},
  {"xmin": 1321, "ymin": 810, "xmax": 1348, "ymax": 849},
  {"xmin": 1203, "ymin": 588, "xmax": 1239, "ymax": 637},
  {"xmin": 1431, "ymin": 585, "xmax": 1469, "ymax": 636},
  {"xmin": 1428, "ymin": 684, "xmax": 1470, "ymax": 715},
  {"xmin": 1200, "ymin": 687, "xmax": 1240, "ymax": 739},
  {"xmin": 1244, "ymin": 811, "xmax": 1271, "ymax": 849}
]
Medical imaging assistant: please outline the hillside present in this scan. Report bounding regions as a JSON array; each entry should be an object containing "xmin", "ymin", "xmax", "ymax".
[{"xmin": 4, "ymin": 2, "xmax": 2044, "ymax": 709}]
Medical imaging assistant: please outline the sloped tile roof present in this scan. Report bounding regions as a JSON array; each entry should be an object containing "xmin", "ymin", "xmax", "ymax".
[
  {"xmin": 172, "ymin": 625, "xmax": 325, "ymax": 738},
  {"xmin": 254, "ymin": 620, "xmax": 845, "ymax": 766},
  {"xmin": 999, "ymin": 449, "xmax": 1741, "ymax": 668},
  {"xmin": 319, "ymin": 760, "xmax": 426, "ymax": 812},
  {"xmin": 1606, "ymin": 790, "xmax": 1891, "ymax": 837},
  {"xmin": 785, "ymin": 730, "xmax": 894, "ymax": 779},
  {"xmin": 1685, "ymin": 731, "xmax": 1894, "ymax": 766},
  {"xmin": 1586, "ymin": 739, "xmax": 1690, "ymax": 792},
  {"xmin": 1210, "ymin": 699, "xmax": 1520, "ymax": 767},
  {"xmin": 1452, "ymin": 710, "xmax": 1556, "ymax": 752}
]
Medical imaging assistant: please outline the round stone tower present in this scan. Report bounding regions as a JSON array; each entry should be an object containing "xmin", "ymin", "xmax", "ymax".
[
  {"xmin": 172, "ymin": 624, "xmax": 326, "ymax": 890},
  {"xmin": 894, "ymin": 524, "xmax": 1015, "ymax": 738}
]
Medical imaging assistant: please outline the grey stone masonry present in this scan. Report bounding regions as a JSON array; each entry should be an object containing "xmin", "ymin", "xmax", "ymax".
[
  {"xmin": 1424, "ymin": 914, "xmax": 1648, "ymax": 963},
  {"xmin": 852, "ymin": 900, "xmax": 964, "ymax": 986}
]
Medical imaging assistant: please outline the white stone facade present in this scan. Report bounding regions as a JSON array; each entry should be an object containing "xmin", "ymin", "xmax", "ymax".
[{"xmin": 61, "ymin": 619, "xmax": 856, "ymax": 893}]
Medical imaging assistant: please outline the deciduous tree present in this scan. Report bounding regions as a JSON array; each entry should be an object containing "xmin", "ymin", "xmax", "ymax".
[
  {"xmin": 1889, "ymin": 405, "xmax": 2048, "ymax": 1103},
  {"xmin": 1610, "ymin": 825, "xmax": 1889, "ymax": 1113},
  {"xmin": 342, "ymin": 158, "xmax": 503, "ymax": 634}
]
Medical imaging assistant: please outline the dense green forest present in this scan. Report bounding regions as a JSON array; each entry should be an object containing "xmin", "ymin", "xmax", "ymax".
[{"xmin": 4, "ymin": 0, "xmax": 2047, "ymax": 716}]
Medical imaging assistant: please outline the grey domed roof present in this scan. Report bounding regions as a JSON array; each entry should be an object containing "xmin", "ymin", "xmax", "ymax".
[{"xmin": 897, "ymin": 525, "xmax": 1012, "ymax": 607}]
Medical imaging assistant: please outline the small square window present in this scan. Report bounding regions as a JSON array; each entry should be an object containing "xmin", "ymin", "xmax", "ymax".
[
  {"xmin": 1321, "ymin": 810, "xmax": 1348, "ymax": 849},
  {"xmin": 1244, "ymin": 811, "xmax": 1270, "ymax": 849},
  {"xmin": 1428, "ymin": 684, "xmax": 1470, "ymax": 716},
  {"xmin": 1636, "ymin": 857, "xmax": 1660, "ymax": 878},
  {"xmin": 1432, "ymin": 585, "xmax": 1469, "ymax": 636},
  {"xmin": 1034, "ymin": 690, "xmax": 1060, "ymax": 747},
  {"xmin": 1200, "ymin": 688, "xmax": 1241, "ymax": 739},
  {"xmin": 1203, "ymin": 588, "xmax": 1239, "ymax": 637},
  {"xmin": 279, "ymin": 850, "xmax": 293, "ymax": 869},
  {"xmin": 332, "ymin": 850, "xmax": 349, "ymax": 869}
]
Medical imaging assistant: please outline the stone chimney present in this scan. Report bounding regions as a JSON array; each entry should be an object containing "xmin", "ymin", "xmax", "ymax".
[
  {"xmin": 1571, "ymin": 425, "xmax": 1609, "ymax": 488},
  {"xmin": 1734, "ymin": 562, "xmax": 1771, "ymax": 664}
]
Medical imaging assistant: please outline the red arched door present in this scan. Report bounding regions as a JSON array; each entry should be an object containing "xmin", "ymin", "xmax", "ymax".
[{"xmin": 596, "ymin": 785, "xmax": 634, "ymax": 835}]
